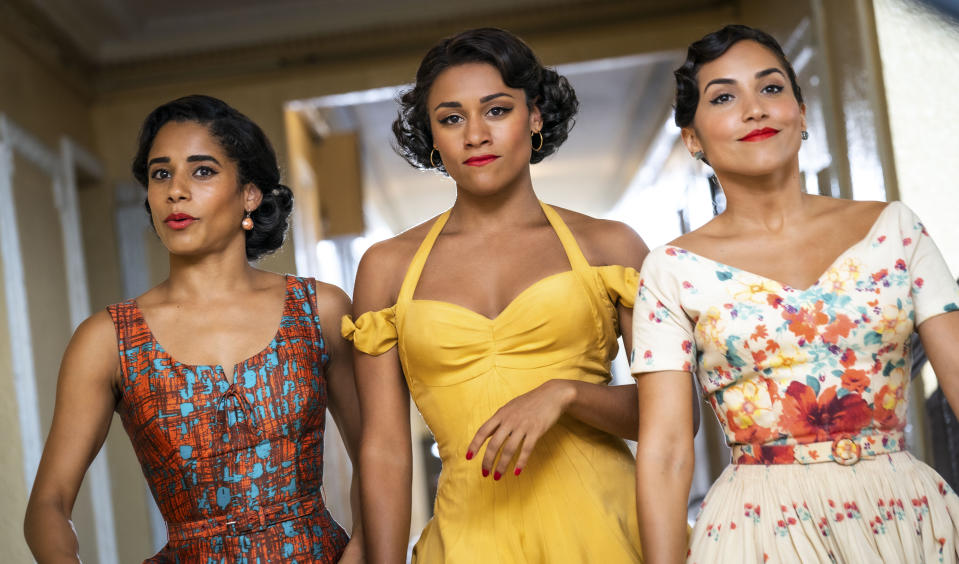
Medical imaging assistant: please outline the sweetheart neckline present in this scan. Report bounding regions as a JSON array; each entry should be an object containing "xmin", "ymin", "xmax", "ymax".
[{"xmin": 410, "ymin": 270, "xmax": 577, "ymax": 322}]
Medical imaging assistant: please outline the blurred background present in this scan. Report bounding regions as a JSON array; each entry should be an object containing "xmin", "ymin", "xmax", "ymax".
[{"xmin": 1, "ymin": 0, "xmax": 957, "ymax": 561}]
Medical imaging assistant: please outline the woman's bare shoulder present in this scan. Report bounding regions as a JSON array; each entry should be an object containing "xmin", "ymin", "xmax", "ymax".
[
  {"xmin": 550, "ymin": 205, "xmax": 649, "ymax": 269},
  {"xmin": 353, "ymin": 214, "xmax": 445, "ymax": 309}
]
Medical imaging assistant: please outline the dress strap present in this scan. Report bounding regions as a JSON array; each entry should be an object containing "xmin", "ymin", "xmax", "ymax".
[
  {"xmin": 397, "ymin": 210, "xmax": 452, "ymax": 305},
  {"xmin": 539, "ymin": 201, "xmax": 592, "ymax": 272}
]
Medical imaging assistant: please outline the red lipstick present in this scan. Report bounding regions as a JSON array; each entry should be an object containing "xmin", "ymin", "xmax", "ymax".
[
  {"xmin": 463, "ymin": 155, "xmax": 499, "ymax": 166},
  {"xmin": 164, "ymin": 212, "xmax": 196, "ymax": 230},
  {"xmin": 739, "ymin": 127, "xmax": 780, "ymax": 142}
]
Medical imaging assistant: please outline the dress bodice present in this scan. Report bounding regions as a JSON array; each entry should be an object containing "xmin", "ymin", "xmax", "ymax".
[
  {"xmin": 632, "ymin": 202, "xmax": 959, "ymax": 464},
  {"xmin": 343, "ymin": 202, "xmax": 644, "ymax": 562},
  {"xmin": 108, "ymin": 276, "xmax": 348, "ymax": 562}
]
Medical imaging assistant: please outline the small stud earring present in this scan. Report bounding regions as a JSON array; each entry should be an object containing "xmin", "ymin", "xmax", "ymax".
[
  {"xmin": 801, "ymin": 130, "xmax": 809, "ymax": 141},
  {"xmin": 693, "ymin": 151, "xmax": 705, "ymax": 161},
  {"xmin": 241, "ymin": 211, "xmax": 253, "ymax": 231}
]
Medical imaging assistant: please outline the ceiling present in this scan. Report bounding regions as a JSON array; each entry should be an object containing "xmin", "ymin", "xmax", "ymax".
[{"xmin": 21, "ymin": 0, "xmax": 725, "ymax": 64}]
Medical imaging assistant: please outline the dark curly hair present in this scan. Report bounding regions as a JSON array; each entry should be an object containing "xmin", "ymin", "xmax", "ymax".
[
  {"xmin": 674, "ymin": 24, "xmax": 803, "ymax": 128},
  {"xmin": 393, "ymin": 27, "xmax": 578, "ymax": 174},
  {"xmin": 131, "ymin": 95, "xmax": 293, "ymax": 261}
]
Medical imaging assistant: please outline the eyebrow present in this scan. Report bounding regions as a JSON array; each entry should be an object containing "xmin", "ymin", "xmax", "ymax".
[
  {"xmin": 703, "ymin": 68, "xmax": 786, "ymax": 92},
  {"xmin": 432, "ymin": 92, "xmax": 513, "ymax": 112},
  {"xmin": 147, "ymin": 155, "xmax": 221, "ymax": 167}
]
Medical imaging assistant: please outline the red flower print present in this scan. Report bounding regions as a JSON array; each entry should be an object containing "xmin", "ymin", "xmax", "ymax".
[
  {"xmin": 682, "ymin": 340, "xmax": 693, "ymax": 353},
  {"xmin": 666, "ymin": 247, "xmax": 677, "ymax": 256},
  {"xmin": 682, "ymin": 280, "xmax": 693, "ymax": 289},
  {"xmin": 751, "ymin": 349, "xmax": 768, "ymax": 366},
  {"xmin": 767, "ymin": 294, "xmax": 784, "ymax": 309},
  {"xmin": 878, "ymin": 236, "xmax": 886, "ymax": 243},
  {"xmin": 780, "ymin": 383, "xmax": 872, "ymax": 442},
  {"xmin": 736, "ymin": 444, "xmax": 796, "ymax": 465},
  {"xmin": 782, "ymin": 301, "xmax": 829, "ymax": 342},
  {"xmin": 839, "ymin": 349, "xmax": 857, "ymax": 369},
  {"xmin": 822, "ymin": 314, "xmax": 856, "ymax": 344},
  {"xmin": 895, "ymin": 259, "xmax": 906, "ymax": 271},
  {"xmin": 874, "ymin": 383, "xmax": 906, "ymax": 429},
  {"xmin": 840, "ymin": 369, "xmax": 869, "ymax": 394},
  {"xmin": 903, "ymin": 237, "xmax": 912, "ymax": 246},
  {"xmin": 871, "ymin": 269, "xmax": 889, "ymax": 283},
  {"xmin": 643, "ymin": 350, "xmax": 652, "ymax": 361},
  {"xmin": 750, "ymin": 324, "xmax": 769, "ymax": 341},
  {"xmin": 915, "ymin": 278, "xmax": 924, "ymax": 288},
  {"xmin": 765, "ymin": 339, "xmax": 780, "ymax": 353}
]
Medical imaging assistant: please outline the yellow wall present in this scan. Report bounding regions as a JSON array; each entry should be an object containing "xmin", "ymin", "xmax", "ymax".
[{"xmin": 874, "ymin": 0, "xmax": 959, "ymax": 276}]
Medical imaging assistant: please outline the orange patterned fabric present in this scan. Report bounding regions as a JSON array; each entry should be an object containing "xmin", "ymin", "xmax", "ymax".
[{"xmin": 107, "ymin": 275, "xmax": 348, "ymax": 563}]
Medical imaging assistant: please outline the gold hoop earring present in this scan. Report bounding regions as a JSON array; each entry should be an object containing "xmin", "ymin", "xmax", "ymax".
[
  {"xmin": 531, "ymin": 131, "xmax": 544, "ymax": 152},
  {"xmin": 430, "ymin": 148, "xmax": 441, "ymax": 168},
  {"xmin": 241, "ymin": 210, "xmax": 253, "ymax": 231}
]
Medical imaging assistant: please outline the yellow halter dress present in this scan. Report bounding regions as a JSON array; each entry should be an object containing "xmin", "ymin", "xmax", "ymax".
[{"xmin": 343, "ymin": 202, "xmax": 643, "ymax": 563}]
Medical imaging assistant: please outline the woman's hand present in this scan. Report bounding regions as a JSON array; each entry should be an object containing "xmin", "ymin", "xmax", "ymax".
[{"xmin": 466, "ymin": 379, "xmax": 574, "ymax": 479}]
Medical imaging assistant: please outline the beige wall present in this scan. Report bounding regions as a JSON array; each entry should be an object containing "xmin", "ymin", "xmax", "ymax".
[
  {"xmin": 0, "ymin": 30, "xmax": 103, "ymax": 563},
  {"xmin": 874, "ymin": 0, "xmax": 959, "ymax": 276}
]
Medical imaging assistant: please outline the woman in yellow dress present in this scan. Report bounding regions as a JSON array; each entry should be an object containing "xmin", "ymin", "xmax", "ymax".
[{"xmin": 342, "ymin": 28, "xmax": 649, "ymax": 562}]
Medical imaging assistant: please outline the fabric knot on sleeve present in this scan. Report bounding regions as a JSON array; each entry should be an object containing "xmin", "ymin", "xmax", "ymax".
[
  {"xmin": 341, "ymin": 307, "xmax": 398, "ymax": 356},
  {"xmin": 596, "ymin": 265, "xmax": 640, "ymax": 308}
]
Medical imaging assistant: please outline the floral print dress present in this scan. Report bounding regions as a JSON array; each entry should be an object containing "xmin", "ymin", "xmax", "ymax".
[{"xmin": 631, "ymin": 202, "xmax": 959, "ymax": 563}]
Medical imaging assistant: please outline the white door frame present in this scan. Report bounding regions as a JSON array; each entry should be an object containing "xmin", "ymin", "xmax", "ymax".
[{"xmin": 0, "ymin": 114, "xmax": 118, "ymax": 564}]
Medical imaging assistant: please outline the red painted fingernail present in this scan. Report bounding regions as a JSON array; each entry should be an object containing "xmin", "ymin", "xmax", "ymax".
[
  {"xmin": 493, "ymin": 471, "xmax": 502, "ymax": 481},
  {"xmin": 482, "ymin": 468, "xmax": 489, "ymax": 477},
  {"xmin": 514, "ymin": 468, "xmax": 522, "ymax": 476},
  {"xmin": 466, "ymin": 451, "xmax": 473, "ymax": 460}
]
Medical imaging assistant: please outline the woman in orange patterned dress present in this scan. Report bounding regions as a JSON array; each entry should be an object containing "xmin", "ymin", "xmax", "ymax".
[{"xmin": 24, "ymin": 95, "xmax": 363, "ymax": 563}]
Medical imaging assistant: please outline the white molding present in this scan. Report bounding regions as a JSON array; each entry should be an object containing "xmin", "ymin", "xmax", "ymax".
[
  {"xmin": 59, "ymin": 137, "xmax": 119, "ymax": 564},
  {"xmin": 0, "ymin": 113, "xmax": 118, "ymax": 563},
  {"xmin": 1, "ymin": 116, "xmax": 60, "ymax": 174},
  {"xmin": 0, "ymin": 132, "xmax": 43, "ymax": 494}
]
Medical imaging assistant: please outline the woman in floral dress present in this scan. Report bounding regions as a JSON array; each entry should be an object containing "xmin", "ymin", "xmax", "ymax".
[{"xmin": 632, "ymin": 25, "xmax": 959, "ymax": 563}]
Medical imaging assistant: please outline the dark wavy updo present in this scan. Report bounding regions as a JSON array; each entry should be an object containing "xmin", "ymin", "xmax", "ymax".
[
  {"xmin": 393, "ymin": 27, "xmax": 578, "ymax": 174},
  {"xmin": 131, "ymin": 95, "xmax": 293, "ymax": 261},
  {"xmin": 674, "ymin": 24, "xmax": 803, "ymax": 128}
]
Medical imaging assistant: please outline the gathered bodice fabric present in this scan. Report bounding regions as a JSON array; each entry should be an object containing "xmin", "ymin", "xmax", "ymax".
[
  {"xmin": 343, "ymin": 202, "xmax": 643, "ymax": 562},
  {"xmin": 632, "ymin": 202, "xmax": 959, "ymax": 563},
  {"xmin": 108, "ymin": 276, "xmax": 348, "ymax": 563}
]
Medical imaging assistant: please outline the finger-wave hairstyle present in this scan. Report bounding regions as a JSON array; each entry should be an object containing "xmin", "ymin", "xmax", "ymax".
[
  {"xmin": 131, "ymin": 95, "xmax": 293, "ymax": 261},
  {"xmin": 393, "ymin": 27, "xmax": 578, "ymax": 174},
  {"xmin": 674, "ymin": 24, "xmax": 803, "ymax": 128}
]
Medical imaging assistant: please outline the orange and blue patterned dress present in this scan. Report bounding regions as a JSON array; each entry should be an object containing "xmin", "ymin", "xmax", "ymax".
[
  {"xmin": 107, "ymin": 275, "xmax": 348, "ymax": 563},
  {"xmin": 632, "ymin": 202, "xmax": 959, "ymax": 563}
]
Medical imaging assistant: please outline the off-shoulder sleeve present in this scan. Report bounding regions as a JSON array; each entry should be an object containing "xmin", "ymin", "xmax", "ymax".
[
  {"xmin": 896, "ymin": 203, "xmax": 959, "ymax": 325},
  {"xmin": 341, "ymin": 306, "xmax": 398, "ymax": 356},
  {"xmin": 596, "ymin": 265, "xmax": 640, "ymax": 308},
  {"xmin": 629, "ymin": 248, "xmax": 697, "ymax": 376}
]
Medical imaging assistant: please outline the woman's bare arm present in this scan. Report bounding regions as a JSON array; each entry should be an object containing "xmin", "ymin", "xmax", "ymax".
[
  {"xmin": 635, "ymin": 369, "xmax": 695, "ymax": 564},
  {"xmin": 351, "ymin": 243, "xmax": 413, "ymax": 563},
  {"xmin": 918, "ymin": 311, "xmax": 959, "ymax": 417},
  {"xmin": 315, "ymin": 282, "xmax": 365, "ymax": 562},
  {"xmin": 24, "ymin": 311, "xmax": 120, "ymax": 563}
]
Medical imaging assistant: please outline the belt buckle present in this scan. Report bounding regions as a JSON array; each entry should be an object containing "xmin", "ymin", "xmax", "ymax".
[{"xmin": 831, "ymin": 437, "xmax": 861, "ymax": 465}]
